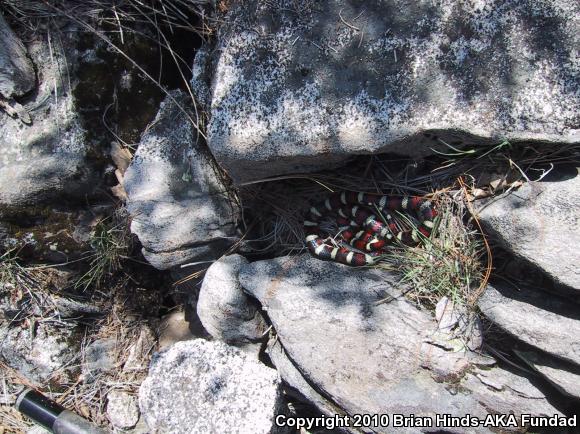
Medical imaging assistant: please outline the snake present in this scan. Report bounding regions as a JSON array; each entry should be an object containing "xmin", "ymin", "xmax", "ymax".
[{"xmin": 304, "ymin": 191, "xmax": 437, "ymax": 266}]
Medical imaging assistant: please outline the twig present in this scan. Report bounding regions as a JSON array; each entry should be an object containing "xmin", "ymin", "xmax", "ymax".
[
  {"xmin": 357, "ymin": 29, "xmax": 364, "ymax": 48},
  {"xmin": 338, "ymin": 8, "xmax": 360, "ymax": 31},
  {"xmin": 112, "ymin": 5, "xmax": 124, "ymax": 44}
]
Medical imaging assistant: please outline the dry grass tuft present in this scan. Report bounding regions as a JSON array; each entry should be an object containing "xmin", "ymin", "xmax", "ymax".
[
  {"xmin": 0, "ymin": 405, "xmax": 33, "ymax": 433},
  {"xmin": 0, "ymin": 363, "xmax": 36, "ymax": 433},
  {"xmin": 0, "ymin": 206, "xmax": 158, "ymax": 432},
  {"xmin": 0, "ymin": 247, "xmax": 63, "ymax": 326},
  {"xmin": 74, "ymin": 209, "xmax": 132, "ymax": 291},
  {"xmin": 1, "ymin": 1, "xmax": 211, "ymax": 36},
  {"xmin": 378, "ymin": 191, "xmax": 484, "ymax": 309},
  {"xmin": 238, "ymin": 167, "xmax": 487, "ymax": 310}
]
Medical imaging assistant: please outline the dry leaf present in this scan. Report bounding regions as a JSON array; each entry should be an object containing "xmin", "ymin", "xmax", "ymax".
[
  {"xmin": 115, "ymin": 168, "xmax": 124, "ymax": 184},
  {"xmin": 467, "ymin": 188, "xmax": 489, "ymax": 201},
  {"xmin": 489, "ymin": 177, "xmax": 507, "ymax": 191},
  {"xmin": 111, "ymin": 184, "xmax": 128, "ymax": 202},
  {"xmin": 79, "ymin": 404, "xmax": 91, "ymax": 419},
  {"xmin": 110, "ymin": 142, "xmax": 132, "ymax": 174}
]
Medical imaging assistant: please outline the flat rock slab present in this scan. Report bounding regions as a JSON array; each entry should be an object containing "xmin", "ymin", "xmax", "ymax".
[
  {"xmin": 241, "ymin": 255, "xmax": 431, "ymax": 416},
  {"xmin": 478, "ymin": 176, "xmax": 580, "ymax": 292},
  {"xmin": 204, "ymin": 0, "xmax": 580, "ymax": 183},
  {"xmin": 479, "ymin": 283, "xmax": 580, "ymax": 367},
  {"xmin": 240, "ymin": 255, "xmax": 560, "ymax": 429}
]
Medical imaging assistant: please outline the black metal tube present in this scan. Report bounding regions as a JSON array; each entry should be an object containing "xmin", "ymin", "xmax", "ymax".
[
  {"xmin": 15, "ymin": 388, "xmax": 107, "ymax": 434},
  {"xmin": 16, "ymin": 389, "xmax": 64, "ymax": 431}
]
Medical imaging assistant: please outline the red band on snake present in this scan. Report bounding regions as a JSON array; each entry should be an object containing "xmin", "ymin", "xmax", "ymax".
[{"xmin": 304, "ymin": 191, "xmax": 437, "ymax": 266}]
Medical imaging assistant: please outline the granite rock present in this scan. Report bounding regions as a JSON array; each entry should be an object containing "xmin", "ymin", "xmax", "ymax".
[
  {"xmin": 0, "ymin": 28, "xmax": 98, "ymax": 209},
  {"xmin": 478, "ymin": 175, "xmax": 580, "ymax": 292},
  {"xmin": 124, "ymin": 90, "xmax": 239, "ymax": 270},
  {"xmin": 107, "ymin": 390, "xmax": 140, "ymax": 430},
  {"xmin": 197, "ymin": 254, "xmax": 267, "ymax": 343},
  {"xmin": 479, "ymin": 283, "xmax": 580, "ymax": 366},
  {"xmin": 203, "ymin": 0, "xmax": 580, "ymax": 184},
  {"xmin": 0, "ymin": 14, "xmax": 35, "ymax": 98},
  {"xmin": 139, "ymin": 339, "xmax": 286, "ymax": 433},
  {"xmin": 240, "ymin": 255, "xmax": 561, "ymax": 431}
]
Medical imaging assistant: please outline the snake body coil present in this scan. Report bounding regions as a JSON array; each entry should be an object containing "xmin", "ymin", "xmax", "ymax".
[{"xmin": 304, "ymin": 191, "xmax": 437, "ymax": 266}]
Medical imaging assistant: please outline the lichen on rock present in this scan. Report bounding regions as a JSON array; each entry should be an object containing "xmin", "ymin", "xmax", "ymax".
[{"xmin": 205, "ymin": 0, "xmax": 579, "ymax": 183}]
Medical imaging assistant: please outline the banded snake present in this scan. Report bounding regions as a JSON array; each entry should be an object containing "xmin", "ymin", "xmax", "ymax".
[{"xmin": 304, "ymin": 191, "xmax": 437, "ymax": 266}]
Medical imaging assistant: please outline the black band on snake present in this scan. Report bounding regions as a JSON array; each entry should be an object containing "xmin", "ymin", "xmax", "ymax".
[{"xmin": 304, "ymin": 191, "xmax": 437, "ymax": 266}]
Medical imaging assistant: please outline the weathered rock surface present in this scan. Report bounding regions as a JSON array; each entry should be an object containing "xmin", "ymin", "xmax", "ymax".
[
  {"xmin": 107, "ymin": 390, "xmax": 140, "ymax": 430},
  {"xmin": 198, "ymin": 254, "xmax": 267, "ymax": 343},
  {"xmin": 201, "ymin": 0, "xmax": 580, "ymax": 183},
  {"xmin": 0, "ymin": 14, "xmax": 35, "ymax": 98},
  {"xmin": 478, "ymin": 176, "xmax": 580, "ymax": 292},
  {"xmin": 458, "ymin": 367, "xmax": 564, "ymax": 418},
  {"xmin": 267, "ymin": 338, "xmax": 355, "ymax": 433},
  {"xmin": 0, "ymin": 28, "xmax": 97, "ymax": 209},
  {"xmin": 435, "ymin": 296, "xmax": 483, "ymax": 351},
  {"xmin": 82, "ymin": 338, "xmax": 116, "ymax": 382},
  {"xmin": 240, "ymin": 255, "xmax": 561, "ymax": 430},
  {"xmin": 479, "ymin": 283, "xmax": 580, "ymax": 366},
  {"xmin": 0, "ymin": 322, "xmax": 77, "ymax": 384},
  {"xmin": 139, "ymin": 339, "xmax": 285, "ymax": 434},
  {"xmin": 124, "ymin": 90, "xmax": 239, "ymax": 270}
]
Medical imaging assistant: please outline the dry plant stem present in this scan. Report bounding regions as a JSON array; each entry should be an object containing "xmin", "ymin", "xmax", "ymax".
[
  {"xmin": 458, "ymin": 176, "xmax": 492, "ymax": 306},
  {"xmin": 38, "ymin": 0, "xmax": 206, "ymax": 141}
]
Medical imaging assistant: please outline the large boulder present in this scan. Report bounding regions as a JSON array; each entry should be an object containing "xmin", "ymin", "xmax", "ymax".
[
  {"xmin": 0, "ymin": 14, "xmax": 35, "ymax": 98},
  {"xmin": 0, "ymin": 27, "xmax": 97, "ymax": 209},
  {"xmin": 239, "ymin": 255, "xmax": 562, "ymax": 431},
  {"xmin": 197, "ymin": 254, "xmax": 267, "ymax": 343},
  {"xmin": 139, "ymin": 339, "xmax": 286, "ymax": 433},
  {"xmin": 123, "ymin": 90, "xmax": 239, "ymax": 270},
  {"xmin": 479, "ymin": 283, "xmax": 580, "ymax": 367},
  {"xmin": 478, "ymin": 176, "xmax": 579, "ymax": 292},
  {"xmin": 197, "ymin": 0, "xmax": 580, "ymax": 184}
]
